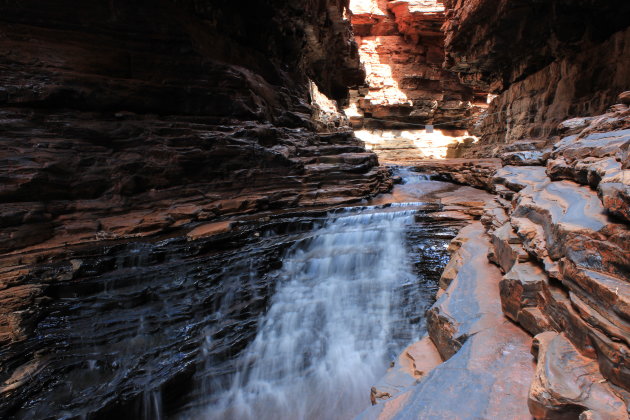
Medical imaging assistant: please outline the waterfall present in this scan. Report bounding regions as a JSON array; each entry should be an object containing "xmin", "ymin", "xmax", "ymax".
[{"xmin": 192, "ymin": 203, "xmax": 430, "ymax": 420}]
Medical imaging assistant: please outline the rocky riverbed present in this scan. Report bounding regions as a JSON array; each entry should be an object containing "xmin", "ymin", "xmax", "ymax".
[{"xmin": 361, "ymin": 96, "xmax": 630, "ymax": 419}]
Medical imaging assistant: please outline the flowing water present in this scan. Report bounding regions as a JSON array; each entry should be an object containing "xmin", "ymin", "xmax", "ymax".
[
  {"xmin": 182, "ymin": 170, "xmax": 458, "ymax": 420},
  {"xmin": 8, "ymin": 169, "xmax": 458, "ymax": 420}
]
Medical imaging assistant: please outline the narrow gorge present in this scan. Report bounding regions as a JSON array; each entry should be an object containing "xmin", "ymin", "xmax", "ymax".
[{"xmin": 1, "ymin": 1, "xmax": 629, "ymax": 419}]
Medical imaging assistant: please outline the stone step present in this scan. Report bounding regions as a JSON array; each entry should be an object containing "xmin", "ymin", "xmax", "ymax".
[
  {"xmin": 489, "ymin": 222, "xmax": 529, "ymax": 273},
  {"xmin": 499, "ymin": 261, "xmax": 549, "ymax": 336},
  {"xmin": 367, "ymin": 336, "xmax": 443, "ymax": 405},
  {"xmin": 493, "ymin": 165, "xmax": 548, "ymax": 192}
]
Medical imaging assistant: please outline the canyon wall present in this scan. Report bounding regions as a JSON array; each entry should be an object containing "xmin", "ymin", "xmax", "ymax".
[
  {"xmin": 439, "ymin": 2, "xmax": 630, "ymax": 412},
  {"xmin": 0, "ymin": 0, "xmax": 395, "ymax": 255},
  {"xmin": 347, "ymin": 0, "xmax": 487, "ymax": 129},
  {"xmin": 0, "ymin": 1, "xmax": 392, "ymax": 417},
  {"xmin": 443, "ymin": 0, "xmax": 630, "ymax": 154},
  {"xmin": 358, "ymin": 2, "xmax": 630, "ymax": 418}
]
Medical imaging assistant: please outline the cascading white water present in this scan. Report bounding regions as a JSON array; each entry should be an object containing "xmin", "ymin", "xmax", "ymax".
[{"xmin": 197, "ymin": 204, "xmax": 428, "ymax": 420}]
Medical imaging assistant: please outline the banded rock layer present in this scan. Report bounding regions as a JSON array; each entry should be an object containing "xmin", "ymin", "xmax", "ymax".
[
  {"xmin": 363, "ymin": 102, "xmax": 630, "ymax": 420},
  {"xmin": 347, "ymin": 0, "xmax": 487, "ymax": 129},
  {"xmin": 0, "ymin": 1, "xmax": 392, "ymax": 417},
  {"xmin": 443, "ymin": 0, "xmax": 630, "ymax": 153}
]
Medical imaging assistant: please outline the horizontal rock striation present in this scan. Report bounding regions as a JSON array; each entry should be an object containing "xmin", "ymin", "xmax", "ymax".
[
  {"xmin": 0, "ymin": 0, "xmax": 392, "ymax": 417},
  {"xmin": 443, "ymin": 0, "xmax": 630, "ymax": 153},
  {"xmin": 1, "ymin": 208, "xmax": 387, "ymax": 418},
  {"xmin": 354, "ymin": 128, "xmax": 479, "ymax": 161},
  {"xmin": 0, "ymin": 0, "xmax": 393, "ymax": 253},
  {"xmin": 347, "ymin": 0, "xmax": 487, "ymax": 129}
]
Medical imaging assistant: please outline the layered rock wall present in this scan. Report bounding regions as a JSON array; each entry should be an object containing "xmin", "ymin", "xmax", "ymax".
[
  {"xmin": 0, "ymin": 0, "xmax": 393, "ymax": 260},
  {"xmin": 0, "ymin": 1, "xmax": 391, "ymax": 417},
  {"xmin": 347, "ymin": 0, "xmax": 487, "ymax": 129},
  {"xmin": 443, "ymin": 0, "xmax": 630, "ymax": 154}
]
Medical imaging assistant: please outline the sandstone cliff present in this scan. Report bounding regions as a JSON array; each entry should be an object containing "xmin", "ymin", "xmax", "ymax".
[{"xmin": 347, "ymin": 0, "xmax": 487, "ymax": 129}]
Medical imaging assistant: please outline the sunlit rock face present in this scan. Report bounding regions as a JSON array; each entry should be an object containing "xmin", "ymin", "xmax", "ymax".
[
  {"xmin": 347, "ymin": 0, "xmax": 487, "ymax": 130},
  {"xmin": 355, "ymin": 128, "xmax": 478, "ymax": 161},
  {"xmin": 442, "ymin": 0, "xmax": 630, "ymax": 154}
]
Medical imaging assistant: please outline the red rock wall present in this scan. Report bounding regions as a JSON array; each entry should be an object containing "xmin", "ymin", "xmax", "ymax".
[
  {"xmin": 347, "ymin": 0, "xmax": 487, "ymax": 129},
  {"xmin": 0, "ymin": 1, "xmax": 392, "ymax": 416},
  {"xmin": 0, "ymin": 0, "xmax": 391, "ymax": 254},
  {"xmin": 442, "ymin": 0, "xmax": 630, "ymax": 154},
  {"xmin": 467, "ymin": 27, "xmax": 630, "ymax": 155}
]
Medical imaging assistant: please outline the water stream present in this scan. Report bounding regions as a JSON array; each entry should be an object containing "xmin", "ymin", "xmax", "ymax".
[
  {"xmin": 7, "ymin": 169, "xmax": 459, "ymax": 420},
  {"xmin": 181, "ymin": 170, "xmax": 458, "ymax": 420}
]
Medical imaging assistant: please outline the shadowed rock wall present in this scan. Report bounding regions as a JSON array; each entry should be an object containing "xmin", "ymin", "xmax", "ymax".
[
  {"xmin": 0, "ymin": 1, "xmax": 393, "ymax": 417},
  {"xmin": 443, "ymin": 0, "xmax": 630, "ymax": 153}
]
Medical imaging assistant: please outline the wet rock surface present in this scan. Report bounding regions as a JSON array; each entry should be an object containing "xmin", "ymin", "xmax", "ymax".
[
  {"xmin": 359, "ymin": 222, "xmax": 535, "ymax": 420},
  {"xmin": 0, "ymin": 1, "xmax": 397, "ymax": 418},
  {"xmin": 0, "ymin": 212, "xmax": 303, "ymax": 418},
  {"xmin": 0, "ymin": 167, "xmax": 467, "ymax": 419}
]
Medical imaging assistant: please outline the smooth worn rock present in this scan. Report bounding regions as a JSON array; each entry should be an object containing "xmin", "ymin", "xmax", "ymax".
[
  {"xmin": 358, "ymin": 221, "xmax": 535, "ymax": 420},
  {"xmin": 504, "ymin": 173, "xmax": 630, "ymax": 393},
  {"xmin": 427, "ymin": 223, "xmax": 509, "ymax": 360},
  {"xmin": 512, "ymin": 178, "xmax": 629, "ymax": 280},
  {"xmin": 529, "ymin": 332, "xmax": 627, "ymax": 420},
  {"xmin": 368, "ymin": 336, "xmax": 443, "ymax": 403},
  {"xmin": 415, "ymin": 120, "xmax": 630, "ymax": 411},
  {"xmin": 493, "ymin": 165, "xmax": 548, "ymax": 193},
  {"xmin": 547, "ymin": 113, "xmax": 630, "ymax": 221}
]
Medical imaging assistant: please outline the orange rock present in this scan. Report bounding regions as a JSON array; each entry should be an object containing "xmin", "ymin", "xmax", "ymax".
[
  {"xmin": 528, "ymin": 332, "xmax": 627, "ymax": 420},
  {"xmin": 348, "ymin": 0, "xmax": 486, "ymax": 130},
  {"xmin": 186, "ymin": 221, "xmax": 233, "ymax": 240},
  {"xmin": 489, "ymin": 222, "xmax": 529, "ymax": 273},
  {"xmin": 499, "ymin": 262, "xmax": 549, "ymax": 335},
  {"xmin": 618, "ymin": 91, "xmax": 630, "ymax": 105},
  {"xmin": 359, "ymin": 222, "xmax": 535, "ymax": 420}
]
